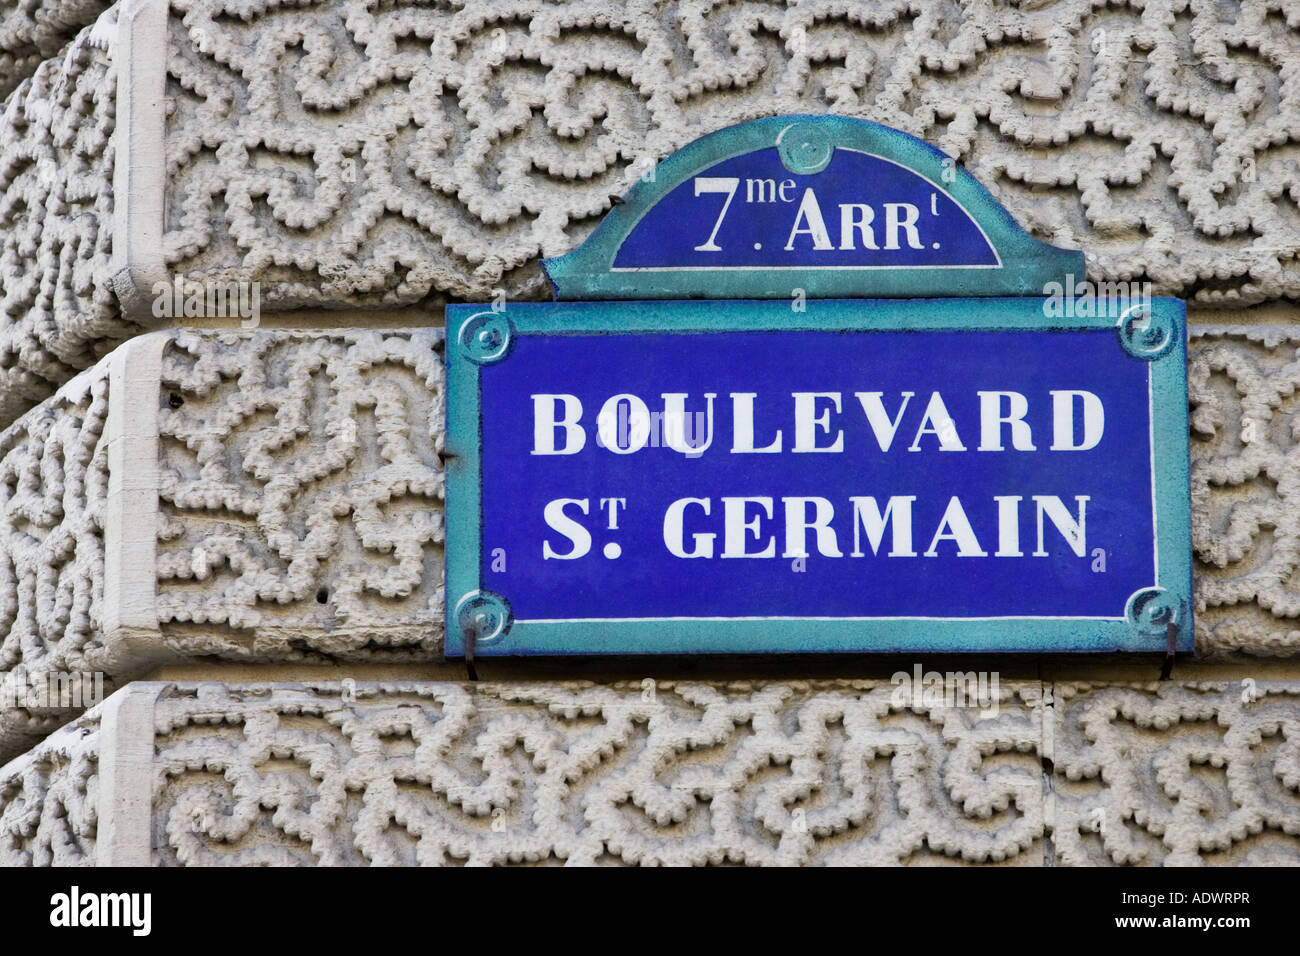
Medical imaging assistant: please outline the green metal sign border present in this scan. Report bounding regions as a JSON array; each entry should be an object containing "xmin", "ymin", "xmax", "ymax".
[
  {"xmin": 444, "ymin": 297, "xmax": 1191, "ymax": 657},
  {"xmin": 542, "ymin": 114, "xmax": 1084, "ymax": 300}
]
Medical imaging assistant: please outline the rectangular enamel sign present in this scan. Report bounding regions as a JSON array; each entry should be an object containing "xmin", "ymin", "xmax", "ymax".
[{"xmin": 445, "ymin": 298, "xmax": 1191, "ymax": 656}]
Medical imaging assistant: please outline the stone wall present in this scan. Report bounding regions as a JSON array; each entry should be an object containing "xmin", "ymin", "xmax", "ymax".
[
  {"xmin": 0, "ymin": 16, "xmax": 122, "ymax": 427},
  {"xmin": 5, "ymin": 679, "xmax": 1299, "ymax": 866},
  {"xmin": 0, "ymin": 0, "xmax": 111, "ymax": 98},
  {"xmin": 0, "ymin": 0, "xmax": 1297, "ymax": 866},
  {"xmin": 148, "ymin": 0, "xmax": 1300, "ymax": 307},
  {"xmin": 0, "ymin": 703, "xmax": 98, "ymax": 866}
]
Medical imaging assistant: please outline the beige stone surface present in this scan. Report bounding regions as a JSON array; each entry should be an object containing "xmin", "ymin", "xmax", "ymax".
[
  {"xmin": 0, "ymin": 701, "xmax": 98, "ymax": 866},
  {"xmin": 0, "ymin": 0, "xmax": 112, "ymax": 97},
  {"xmin": 0, "ymin": 327, "xmax": 444, "ymax": 763},
  {"xmin": 1052, "ymin": 681, "xmax": 1300, "ymax": 866},
  {"xmin": 1192, "ymin": 328, "xmax": 1300, "ymax": 656},
  {"xmin": 154, "ymin": 328, "xmax": 445, "ymax": 658},
  {"xmin": 0, "ymin": 12, "xmax": 124, "ymax": 428},
  {"xmin": 143, "ymin": 0, "xmax": 1300, "ymax": 309},
  {"xmin": 0, "ymin": 346, "xmax": 115, "ymax": 760},
  {"xmin": 4, "ymin": 678, "xmax": 1298, "ymax": 866}
]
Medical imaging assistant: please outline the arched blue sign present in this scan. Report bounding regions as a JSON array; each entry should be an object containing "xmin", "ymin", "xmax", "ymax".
[{"xmin": 543, "ymin": 115, "xmax": 1082, "ymax": 299}]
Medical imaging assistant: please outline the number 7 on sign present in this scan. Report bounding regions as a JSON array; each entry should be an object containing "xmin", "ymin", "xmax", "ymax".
[{"xmin": 693, "ymin": 177, "xmax": 739, "ymax": 251}]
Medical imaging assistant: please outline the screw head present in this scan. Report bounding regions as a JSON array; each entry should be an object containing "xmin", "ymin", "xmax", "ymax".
[
  {"xmin": 1117, "ymin": 305, "xmax": 1174, "ymax": 360},
  {"xmin": 454, "ymin": 590, "xmax": 512, "ymax": 645},
  {"xmin": 778, "ymin": 122, "xmax": 834, "ymax": 175},
  {"xmin": 1125, "ymin": 587, "xmax": 1181, "ymax": 632},
  {"xmin": 458, "ymin": 312, "xmax": 513, "ymax": 364}
]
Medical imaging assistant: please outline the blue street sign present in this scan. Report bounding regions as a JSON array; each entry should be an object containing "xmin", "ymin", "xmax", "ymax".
[
  {"xmin": 542, "ymin": 115, "xmax": 1082, "ymax": 299},
  {"xmin": 444, "ymin": 297, "xmax": 1191, "ymax": 657},
  {"xmin": 444, "ymin": 115, "xmax": 1190, "ymax": 658}
]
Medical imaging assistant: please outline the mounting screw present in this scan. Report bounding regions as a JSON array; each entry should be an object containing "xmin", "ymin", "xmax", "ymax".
[
  {"xmin": 1117, "ymin": 305, "xmax": 1174, "ymax": 360},
  {"xmin": 454, "ymin": 590, "xmax": 511, "ymax": 646},
  {"xmin": 1125, "ymin": 586, "xmax": 1181, "ymax": 633},
  {"xmin": 777, "ymin": 121, "xmax": 834, "ymax": 175},
  {"xmin": 457, "ymin": 312, "xmax": 513, "ymax": 365}
]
